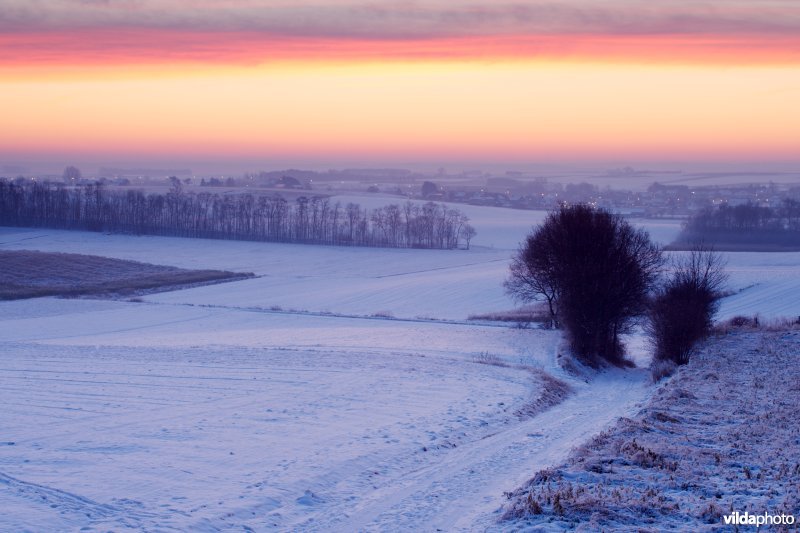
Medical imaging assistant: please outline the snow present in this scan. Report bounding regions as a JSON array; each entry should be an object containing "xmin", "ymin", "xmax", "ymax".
[
  {"xmin": 0, "ymin": 209, "xmax": 798, "ymax": 530},
  {"xmin": 714, "ymin": 251, "xmax": 800, "ymax": 321},
  {"xmin": 314, "ymin": 369, "xmax": 647, "ymax": 532},
  {"xmin": 0, "ymin": 296, "xmax": 649, "ymax": 531},
  {"xmin": 0, "ymin": 339, "xmax": 532, "ymax": 531},
  {"xmin": 0, "ymin": 227, "xmax": 516, "ymax": 320}
]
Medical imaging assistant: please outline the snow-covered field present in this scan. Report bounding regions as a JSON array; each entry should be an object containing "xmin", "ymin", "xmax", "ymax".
[
  {"xmin": 0, "ymin": 286, "xmax": 648, "ymax": 531},
  {"xmin": 1, "ymin": 203, "xmax": 799, "ymax": 530},
  {"xmin": 2, "ymin": 204, "xmax": 799, "ymax": 321}
]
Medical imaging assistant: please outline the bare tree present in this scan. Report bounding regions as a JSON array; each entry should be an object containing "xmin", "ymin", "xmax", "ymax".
[
  {"xmin": 460, "ymin": 224, "xmax": 477, "ymax": 250},
  {"xmin": 421, "ymin": 180, "xmax": 438, "ymax": 198},
  {"xmin": 62, "ymin": 166, "xmax": 82, "ymax": 183},
  {"xmin": 506, "ymin": 204, "xmax": 662, "ymax": 366},
  {"xmin": 168, "ymin": 176, "xmax": 183, "ymax": 196},
  {"xmin": 504, "ymin": 238, "xmax": 560, "ymax": 327},
  {"xmin": 647, "ymin": 245, "xmax": 727, "ymax": 370}
]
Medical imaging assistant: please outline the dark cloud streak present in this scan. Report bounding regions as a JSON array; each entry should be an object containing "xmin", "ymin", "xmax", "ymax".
[{"xmin": 1, "ymin": 1, "xmax": 799, "ymax": 39}]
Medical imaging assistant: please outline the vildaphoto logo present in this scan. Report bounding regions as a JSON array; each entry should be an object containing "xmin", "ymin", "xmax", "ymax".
[{"xmin": 722, "ymin": 511, "xmax": 796, "ymax": 527}]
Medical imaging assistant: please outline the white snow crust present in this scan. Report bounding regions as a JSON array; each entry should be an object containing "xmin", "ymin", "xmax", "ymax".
[{"xmin": 1, "ymin": 209, "xmax": 797, "ymax": 530}]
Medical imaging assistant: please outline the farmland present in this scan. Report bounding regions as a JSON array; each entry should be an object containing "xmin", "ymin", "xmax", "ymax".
[{"xmin": 1, "ymin": 200, "xmax": 799, "ymax": 530}]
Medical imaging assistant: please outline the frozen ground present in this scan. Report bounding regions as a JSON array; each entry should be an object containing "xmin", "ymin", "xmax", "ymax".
[
  {"xmin": 502, "ymin": 330, "xmax": 800, "ymax": 531},
  {"xmin": 0, "ymin": 296, "xmax": 649, "ymax": 531},
  {"xmin": 715, "ymin": 252, "xmax": 800, "ymax": 321},
  {"xmin": 1, "ymin": 206, "xmax": 799, "ymax": 530}
]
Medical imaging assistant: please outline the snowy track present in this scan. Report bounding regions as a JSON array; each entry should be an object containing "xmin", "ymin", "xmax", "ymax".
[{"xmin": 299, "ymin": 369, "xmax": 647, "ymax": 532}]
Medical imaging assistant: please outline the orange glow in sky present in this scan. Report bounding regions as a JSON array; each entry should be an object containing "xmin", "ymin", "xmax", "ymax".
[{"xmin": 2, "ymin": 1, "xmax": 799, "ymax": 166}]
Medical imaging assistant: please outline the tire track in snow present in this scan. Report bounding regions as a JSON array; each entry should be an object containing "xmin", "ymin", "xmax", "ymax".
[
  {"xmin": 143, "ymin": 300, "xmax": 514, "ymax": 329},
  {"xmin": 373, "ymin": 258, "xmax": 508, "ymax": 279},
  {"xmin": 0, "ymin": 471, "xmax": 166, "ymax": 530},
  {"xmin": 291, "ymin": 369, "xmax": 649, "ymax": 532},
  {"xmin": 0, "ymin": 471, "xmax": 120, "ymax": 519}
]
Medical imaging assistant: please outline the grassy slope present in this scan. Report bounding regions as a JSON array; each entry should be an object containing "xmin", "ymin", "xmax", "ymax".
[
  {"xmin": 0, "ymin": 250, "xmax": 253, "ymax": 300},
  {"xmin": 502, "ymin": 330, "xmax": 800, "ymax": 531}
]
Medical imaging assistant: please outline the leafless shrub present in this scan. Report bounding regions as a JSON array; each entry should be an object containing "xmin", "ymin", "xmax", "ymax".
[
  {"xmin": 473, "ymin": 351, "xmax": 508, "ymax": 367},
  {"xmin": 466, "ymin": 305, "xmax": 551, "ymax": 325},
  {"xmin": 650, "ymin": 358, "xmax": 677, "ymax": 382},
  {"xmin": 728, "ymin": 314, "xmax": 760, "ymax": 329},
  {"xmin": 647, "ymin": 245, "xmax": 727, "ymax": 366}
]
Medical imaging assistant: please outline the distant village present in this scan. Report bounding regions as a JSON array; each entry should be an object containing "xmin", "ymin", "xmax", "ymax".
[
  {"xmin": 430, "ymin": 178, "xmax": 799, "ymax": 218},
  {"xmin": 4, "ymin": 164, "xmax": 800, "ymax": 219}
]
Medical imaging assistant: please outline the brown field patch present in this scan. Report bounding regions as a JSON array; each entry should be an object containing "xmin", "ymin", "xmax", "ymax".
[{"xmin": 0, "ymin": 250, "xmax": 253, "ymax": 300}]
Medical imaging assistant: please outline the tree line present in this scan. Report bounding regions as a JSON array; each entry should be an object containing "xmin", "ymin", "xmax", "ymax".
[
  {"xmin": 679, "ymin": 199, "xmax": 800, "ymax": 247},
  {"xmin": 0, "ymin": 180, "xmax": 476, "ymax": 250}
]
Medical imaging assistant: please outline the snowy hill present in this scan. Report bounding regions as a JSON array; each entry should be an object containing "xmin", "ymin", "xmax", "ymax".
[{"xmin": 1, "ymin": 213, "xmax": 799, "ymax": 530}]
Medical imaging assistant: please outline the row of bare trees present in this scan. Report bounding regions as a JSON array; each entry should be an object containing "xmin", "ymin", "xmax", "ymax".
[{"xmin": 0, "ymin": 180, "xmax": 476, "ymax": 250}]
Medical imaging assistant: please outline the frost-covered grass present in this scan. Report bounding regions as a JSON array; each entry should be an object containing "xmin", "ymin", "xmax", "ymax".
[
  {"xmin": 714, "ymin": 314, "xmax": 800, "ymax": 334},
  {"xmin": 514, "ymin": 368, "xmax": 574, "ymax": 419},
  {"xmin": 0, "ymin": 250, "xmax": 251, "ymax": 300},
  {"xmin": 502, "ymin": 330, "xmax": 800, "ymax": 531}
]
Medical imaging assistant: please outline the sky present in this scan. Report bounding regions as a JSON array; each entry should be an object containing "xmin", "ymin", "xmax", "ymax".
[{"xmin": 1, "ymin": 1, "xmax": 799, "ymax": 173}]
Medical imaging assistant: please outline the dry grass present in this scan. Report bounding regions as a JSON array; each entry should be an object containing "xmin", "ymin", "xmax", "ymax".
[
  {"xmin": 467, "ymin": 304, "xmax": 552, "ymax": 326},
  {"xmin": 514, "ymin": 368, "xmax": 573, "ymax": 419},
  {"xmin": 472, "ymin": 352, "xmax": 572, "ymax": 418},
  {"xmin": 0, "ymin": 250, "xmax": 253, "ymax": 300},
  {"xmin": 712, "ymin": 314, "xmax": 800, "ymax": 335},
  {"xmin": 666, "ymin": 242, "xmax": 800, "ymax": 252},
  {"xmin": 650, "ymin": 358, "xmax": 677, "ymax": 382},
  {"xmin": 473, "ymin": 351, "xmax": 510, "ymax": 367}
]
